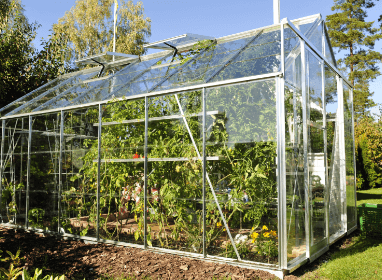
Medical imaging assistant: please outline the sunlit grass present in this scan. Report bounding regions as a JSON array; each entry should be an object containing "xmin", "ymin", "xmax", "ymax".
[
  {"xmin": 300, "ymin": 233, "xmax": 382, "ymax": 280},
  {"xmin": 357, "ymin": 188, "xmax": 382, "ymax": 206}
]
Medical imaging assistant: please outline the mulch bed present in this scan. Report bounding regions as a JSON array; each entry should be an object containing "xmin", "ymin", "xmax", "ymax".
[{"xmin": 0, "ymin": 226, "xmax": 282, "ymax": 280}]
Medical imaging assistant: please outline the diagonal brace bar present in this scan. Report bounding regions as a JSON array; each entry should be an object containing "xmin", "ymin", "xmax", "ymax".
[{"xmin": 173, "ymin": 93, "xmax": 242, "ymax": 261}]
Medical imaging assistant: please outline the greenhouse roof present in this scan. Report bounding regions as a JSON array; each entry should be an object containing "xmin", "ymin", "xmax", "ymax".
[{"xmin": 0, "ymin": 13, "xmax": 349, "ymax": 119}]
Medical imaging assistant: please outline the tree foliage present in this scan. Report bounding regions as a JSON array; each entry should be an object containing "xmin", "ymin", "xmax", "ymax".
[
  {"xmin": 355, "ymin": 115, "xmax": 382, "ymax": 189},
  {"xmin": 52, "ymin": 0, "xmax": 151, "ymax": 62},
  {"xmin": 326, "ymin": 0, "xmax": 382, "ymax": 118},
  {"xmin": 0, "ymin": 0, "xmax": 72, "ymax": 109}
]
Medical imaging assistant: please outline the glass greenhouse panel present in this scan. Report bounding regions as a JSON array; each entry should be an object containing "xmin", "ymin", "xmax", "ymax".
[
  {"xmin": 285, "ymin": 42, "xmax": 306, "ymax": 263},
  {"xmin": 147, "ymin": 91, "xmax": 203, "ymax": 253},
  {"xmin": 35, "ymin": 78, "xmax": 114, "ymax": 111},
  {"xmin": 343, "ymin": 84, "xmax": 356, "ymax": 230},
  {"xmin": 324, "ymin": 65, "xmax": 342, "ymax": 238},
  {"xmin": 305, "ymin": 22, "xmax": 323, "ymax": 55},
  {"xmin": 69, "ymin": 56, "xmax": 167, "ymax": 106},
  {"xmin": 9, "ymin": 71, "xmax": 99, "ymax": 116},
  {"xmin": 29, "ymin": 113, "xmax": 61, "ymax": 230},
  {"xmin": 152, "ymin": 37, "xmax": 251, "ymax": 91},
  {"xmin": 1, "ymin": 118, "xmax": 27, "ymax": 226},
  {"xmin": 323, "ymin": 32, "xmax": 336, "ymax": 67},
  {"xmin": 211, "ymin": 29, "xmax": 281, "ymax": 82},
  {"xmin": 205, "ymin": 80, "xmax": 278, "ymax": 264},
  {"xmin": 0, "ymin": 78, "xmax": 63, "ymax": 117},
  {"xmin": 60, "ymin": 107, "xmax": 98, "ymax": 238},
  {"xmin": 305, "ymin": 49, "xmax": 326, "ymax": 253},
  {"xmin": 98, "ymin": 100, "xmax": 146, "ymax": 244}
]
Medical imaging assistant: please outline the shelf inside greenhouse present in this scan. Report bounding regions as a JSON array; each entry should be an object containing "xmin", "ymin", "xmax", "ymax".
[{"xmin": 0, "ymin": 12, "xmax": 356, "ymax": 278}]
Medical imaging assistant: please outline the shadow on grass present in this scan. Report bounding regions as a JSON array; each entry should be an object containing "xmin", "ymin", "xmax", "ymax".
[
  {"xmin": 357, "ymin": 191, "xmax": 382, "ymax": 203},
  {"xmin": 290, "ymin": 230, "xmax": 382, "ymax": 278}
]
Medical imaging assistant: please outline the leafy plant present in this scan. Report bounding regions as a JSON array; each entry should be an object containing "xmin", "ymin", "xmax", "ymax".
[{"xmin": 28, "ymin": 208, "xmax": 45, "ymax": 229}]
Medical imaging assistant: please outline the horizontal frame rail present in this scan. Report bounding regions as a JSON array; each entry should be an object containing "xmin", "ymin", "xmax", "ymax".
[
  {"xmin": 92, "ymin": 156, "xmax": 225, "ymax": 163},
  {"xmin": 94, "ymin": 111, "xmax": 224, "ymax": 126}
]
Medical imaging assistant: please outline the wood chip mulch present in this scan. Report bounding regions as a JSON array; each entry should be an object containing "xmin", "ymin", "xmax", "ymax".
[{"xmin": 0, "ymin": 226, "xmax": 285, "ymax": 280}]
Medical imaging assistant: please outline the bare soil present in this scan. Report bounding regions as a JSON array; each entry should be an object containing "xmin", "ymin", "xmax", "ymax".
[{"xmin": 0, "ymin": 226, "xmax": 279, "ymax": 280}]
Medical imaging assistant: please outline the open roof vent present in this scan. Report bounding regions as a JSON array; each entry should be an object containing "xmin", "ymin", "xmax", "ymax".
[{"xmin": 143, "ymin": 33, "xmax": 214, "ymax": 50}]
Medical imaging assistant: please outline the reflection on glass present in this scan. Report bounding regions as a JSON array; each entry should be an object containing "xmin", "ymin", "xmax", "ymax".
[
  {"xmin": 306, "ymin": 50, "xmax": 326, "ymax": 248},
  {"xmin": 60, "ymin": 108, "xmax": 98, "ymax": 238},
  {"xmin": 325, "ymin": 65, "xmax": 342, "ymax": 237},
  {"xmin": 29, "ymin": 114, "xmax": 61, "ymax": 231},
  {"xmin": 343, "ymin": 84, "xmax": 356, "ymax": 230},
  {"xmin": 147, "ymin": 91, "xmax": 203, "ymax": 253},
  {"xmin": 1, "ymin": 118, "xmax": 27, "ymax": 226},
  {"xmin": 206, "ymin": 81, "xmax": 278, "ymax": 265},
  {"xmin": 285, "ymin": 41, "xmax": 306, "ymax": 263},
  {"xmin": 96, "ymin": 100, "xmax": 145, "ymax": 243}
]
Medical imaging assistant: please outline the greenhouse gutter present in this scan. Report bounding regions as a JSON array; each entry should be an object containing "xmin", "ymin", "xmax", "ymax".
[
  {"xmin": 0, "ymin": 223, "xmax": 285, "ymax": 279},
  {"xmin": 0, "ymin": 71, "xmax": 282, "ymax": 120}
]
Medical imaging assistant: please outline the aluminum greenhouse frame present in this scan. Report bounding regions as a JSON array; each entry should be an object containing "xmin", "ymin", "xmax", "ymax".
[{"xmin": 0, "ymin": 14, "xmax": 356, "ymax": 278}]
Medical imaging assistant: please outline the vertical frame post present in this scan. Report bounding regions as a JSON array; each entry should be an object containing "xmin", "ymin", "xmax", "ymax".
[
  {"xmin": 337, "ymin": 77, "xmax": 347, "ymax": 233},
  {"xmin": 273, "ymin": 0, "xmax": 280, "ymax": 24},
  {"xmin": 278, "ymin": 20, "xmax": 287, "ymax": 270},
  {"xmin": 350, "ymin": 88, "xmax": 357, "ymax": 229},
  {"xmin": 277, "ymin": 74, "xmax": 287, "ymax": 269},
  {"xmin": 97, "ymin": 104, "xmax": 102, "ymax": 241},
  {"xmin": 58, "ymin": 111, "xmax": 64, "ymax": 233},
  {"xmin": 321, "ymin": 62, "xmax": 329, "ymax": 244},
  {"xmin": 202, "ymin": 88, "xmax": 206, "ymax": 258},
  {"xmin": 144, "ymin": 96, "xmax": 148, "ymax": 249},
  {"xmin": 301, "ymin": 39, "xmax": 310, "ymax": 259},
  {"xmin": 0, "ymin": 120, "xmax": 5, "ymax": 221},
  {"xmin": 26, "ymin": 116, "xmax": 32, "ymax": 228}
]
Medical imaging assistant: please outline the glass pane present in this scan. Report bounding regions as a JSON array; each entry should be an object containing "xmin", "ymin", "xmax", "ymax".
[
  {"xmin": 325, "ymin": 65, "xmax": 342, "ymax": 238},
  {"xmin": 35, "ymin": 78, "xmax": 113, "ymax": 112},
  {"xmin": 343, "ymin": 84, "xmax": 356, "ymax": 230},
  {"xmin": 324, "ymin": 32, "xmax": 336, "ymax": 66},
  {"xmin": 306, "ymin": 22, "xmax": 323, "ymax": 55},
  {"xmin": 1, "ymin": 118, "xmax": 27, "ymax": 226},
  {"xmin": 147, "ymin": 91, "xmax": 203, "ymax": 253},
  {"xmin": 206, "ymin": 80, "xmax": 278, "ymax": 265},
  {"xmin": 98, "ymin": 99, "xmax": 145, "ymax": 244},
  {"xmin": 13, "ymin": 71, "xmax": 99, "ymax": 115},
  {"xmin": 153, "ymin": 36, "xmax": 256, "ymax": 91},
  {"xmin": 285, "ymin": 42, "xmax": 306, "ymax": 263},
  {"xmin": 29, "ymin": 113, "xmax": 61, "ymax": 230},
  {"xmin": 60, "ymin": 107, "xmax": 98, "ymax": 238},
  {"xmin": 211, "ymin": 29, "xmax": 281, "ymax": 82},
  {"xmin": 305, "ymin": 50, "xmax": 326, "ymax": 250},
  {"xmin": 0, "ymin": 78, "xmax": 62, "ymax": 117},
  {"xmin": 69, "ymin": 56, "xmax": 166, "ymax": 106}
]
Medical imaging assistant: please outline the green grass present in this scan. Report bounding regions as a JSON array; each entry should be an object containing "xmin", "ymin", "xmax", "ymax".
[
  {"xmin": 357, "ymin": 188, "xmax": 382, "ymax": 205},
  {"xmin": 300, "ymin": 233, "xmax": 382, "ymax": 280}
]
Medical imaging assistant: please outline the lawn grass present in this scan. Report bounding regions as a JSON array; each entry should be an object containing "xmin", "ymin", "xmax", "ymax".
[
  {"xmin": 357, "ymin": 188, "xmax": 382, "ymax": 206},
  {"xmin": 300, "ymin": 232, "xmax": 382, "ymax": 280}
]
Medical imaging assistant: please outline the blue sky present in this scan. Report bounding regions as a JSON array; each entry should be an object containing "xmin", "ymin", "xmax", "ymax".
[{"xmin": 23, "ymin": 0, "xmax": 382, "ymax": 115}]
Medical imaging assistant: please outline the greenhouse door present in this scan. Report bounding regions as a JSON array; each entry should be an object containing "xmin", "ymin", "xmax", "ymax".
[{"xmin": 305, "ymin": 49, "xmax": 327, "ymax": 256}]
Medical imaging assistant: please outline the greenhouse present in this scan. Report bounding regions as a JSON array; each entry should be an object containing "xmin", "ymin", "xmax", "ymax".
[{"xmin": 0, "ymin": 13, "xmax": 356, "ymax": 278}]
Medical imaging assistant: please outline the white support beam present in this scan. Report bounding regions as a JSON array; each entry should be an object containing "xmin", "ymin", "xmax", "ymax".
[{"xmin": 273, "ymin": 0, "xmax": 280, "ymax": 24}]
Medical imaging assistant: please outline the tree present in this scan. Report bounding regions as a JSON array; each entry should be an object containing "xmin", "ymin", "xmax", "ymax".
[
  {"xmin": 355, "ymin": 116, "xmax": 382, "ymax": 189},
  {"xmin": 52, "ymin": 0, "xmax": 151, "ymax": 63},
  {"xmin": 0, "ymin": 0, "xmax": 72, "ymax": 110},
  {"xmin": 0, "ymin": 0, "xmax": 38, "ymax": 108},
  {"xmin": 326, "ymin": 0, "xmax": 382, "ymax": 118}
]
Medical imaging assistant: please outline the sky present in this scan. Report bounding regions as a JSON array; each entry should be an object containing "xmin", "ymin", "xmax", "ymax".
[{"xmin": 22, "ymin": 0, "xmax": 382, "ymax": 115}]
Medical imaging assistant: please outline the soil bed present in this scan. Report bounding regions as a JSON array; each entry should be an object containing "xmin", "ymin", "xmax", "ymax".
[{"xmin": 0, "ymin": 226, "xmax": 279, "ymax": 280}]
